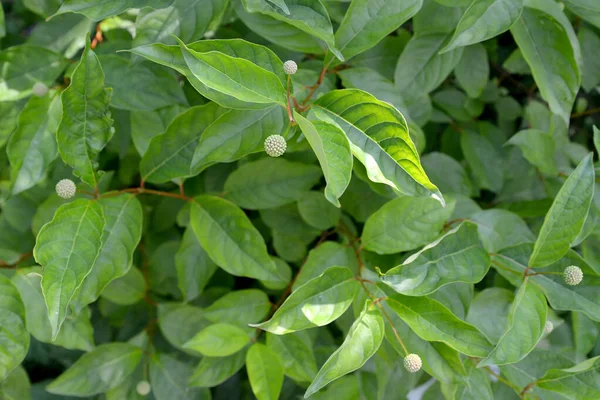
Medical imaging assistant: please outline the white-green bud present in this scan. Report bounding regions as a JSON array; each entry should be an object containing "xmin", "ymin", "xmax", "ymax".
[
  {"xmin": 136, "ymin": 380, "xmax": 151, "ymax": 396},
  {"xmin": 32, "ymin": 82, "xmax": 48, "ymax": 97},
  {"xmin": 283, "ymin": 60, "xmax": 298, "ymax": 75},
  {"xmin": 264, "ymin": 134, "xmax": 287, "ymax": 157},
  {"xmin": 563, "ymin": 265, "xmax": 583, "ymax": 286},
  {"xmin": 55, "ymin": 179, "xmax": 76, "ymax": 199},
  {"xmin": 403, "ymin": 353, "xmax": 422, "ymax": 373},
  {"xmin": 544, "ymin": 320, "xmax": 553, "ymax": 334}
]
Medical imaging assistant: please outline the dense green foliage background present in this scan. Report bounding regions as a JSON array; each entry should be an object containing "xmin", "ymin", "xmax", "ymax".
[{"xmin": 1, "ymin": 0, "xmax": 600, "ymax": 399}]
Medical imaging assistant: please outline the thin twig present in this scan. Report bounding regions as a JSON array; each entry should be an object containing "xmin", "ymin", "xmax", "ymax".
[{"xmin": 571, "ymin": 107, "xmax": 600, "ymax": 119}]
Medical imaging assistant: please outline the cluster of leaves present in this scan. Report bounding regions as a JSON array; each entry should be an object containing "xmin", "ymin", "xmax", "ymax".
[{"xmin": 1, "ymin": 0, "xmax": 600, "ymax": 399}]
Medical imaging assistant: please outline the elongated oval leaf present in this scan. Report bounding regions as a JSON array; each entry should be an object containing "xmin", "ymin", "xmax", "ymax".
[
  {"xmin": 149, "ymin": 353, "xmax": 210, "ymax": 400},
  {"xmin": 387, "ymin": 294, "xmax": 492, "ymax": 357},
  {"xmin": 190, "ymin": 195, "xmax": 285, "ymax": 282},
  {"xmin": 529, "ymin": 153, "xmax": 595, "ymax": 268},
  {"xmin": 100, "ymin": 266, "xmax": 145, "ymax": 305},
  {"xmin": 252, "ymin": 266, "xmax": 360, "ymax": 334},
  {"xmin": 466, "ymin": 288, "xmax": 515, "ymax": 343},
  {"xmin": 266, "ymin": 332, "xmax": 317, "ymax": 382},
  {"xmin": 224, "ymin": 158, "xmax": 321, "ymax": 209},
  {"xmin": 294, "ymin": 113, "xmax": 353, "ymax": 207},
  {"xmin": 460, "ymin": 130, "xmax": 504, "ymax": 193},
  {"xmin": 184, "ymin": 323, "xmax": 250, "ymax": 357},
  {"xmin": 189, "ymin": 348, "xmax": 248, "ymax": 388},
  {"xmin": 57, "ymin": 40, "xmax": 113, "ymax": 188},
  {"xmin": 312, "ymin": 89, "xmax": 443, "ymax": 205},
  {"xmin": 34, "ymin": 199, "xmax": 105, "ymax": 338},
  {"xmin": 54, "ymin": 0, "xmax": 175, "ymax": 20},
  {"xmin": 0, "ymin": 275, "xmax": 29, "ymax": 381},
  {"xmin": 46, "ymin": 343, "xmax": 142, "ymax": 396},
  {"xmin": 247, "ymin": 343, "xmax": 284, "ymax": 400},
  {"xmin": 536, "ymin": 356, "xmax": 600, "ymax": 398},
  {"xmin": 158, "ymin": 303, "xmax": 209, "ymax": 350},
  {"xmin": 471, "ymin": 209, "xmax": 535, "ymax": 252},
  {"xmin": 293, "ymin": 242, "xmax": 357, "ymax": 291},
  {"xmin": 478, "ymin": 280, "xmax": 546, "ymax": 367},
  {"xmin": 204, "ymin": 289, "xmax": 271, "ymax": 327},
  {"xmin": 304, "ymin": 300, "xmax": 384, "ymax": 397},
  {"xmin": 175, "ymin": 227, "xmax": 218, "ymax": 302}
]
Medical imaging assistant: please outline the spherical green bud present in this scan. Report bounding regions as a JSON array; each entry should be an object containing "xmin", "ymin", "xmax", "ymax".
[
  {"xmin": 563, "ymin": 265, "xmax": 583, "ymax": 286},
  {"xmin": 403, "ymin": 353, "xmax": 422, "ymax": 373},
  {"xmin": 264, "ymin": 134, "xmax": 287, "ymax": 157},
  {"xmin": 55, "ymin": 179, "xmax": 76, "ymax": 199},
  {"xmin": 136, "ymin": 380, "xmax": 151, "ymax": 396},
  {"xmin": 283, "ymin": 60, "xmax": 298, "ymax": 75}
]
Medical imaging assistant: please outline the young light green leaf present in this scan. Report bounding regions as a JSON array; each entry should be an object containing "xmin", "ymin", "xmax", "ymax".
[
  {"xmin": 471, "ymin": 209, "xmax": 536, "ymax": 252},
  {"xmin": 294, "ymin": 113, "xmax": 353, "ymax": 207},
  {"xmin": 179, "ymin": 41, "xmax": 287, "ymax": 106},
  {"xmin": 0, "ymin": 366, "xmax": 31, "ymax": 400},
  {"xmin": 387, "ymin": 294, "xmax": 492, "ymax": 357},
  {"xmin": 441, "ymin": 0, "xmax": 523, "ymax": 52},
  {"xmin": 183, "ymin": 323, "xmax": 250, "ymax": 357},
  {"xmin": 0, "ymin": 275, "xmax": 29, "ymax": 381},
  {"xmin": 304, "ymin": 300, "xmax": 384, "ymax": 398},
  {"xmin": 506, "ymin": 129, "xmax": 558, "ymax": 175},
  {"xmin": 460, "ymin": 130, "xmax": 504, "ymax": 193},
  {"xmin": 224, "ymin": 158, "xmax": 321, "ymax": 210},
  {"xmin": 454, "ymin": 43, "xmax": 489, "ymax": 98},
  {"xmin": 510, "ymin": 7, "xmax": 580, "ymax": 125},
  {"xmin": 54, "ymin": 0, "xmax": 175, "ymax": 20},
  {"xmin": 334, "ymin": 0, "xmax": 422, "ymax": 60},
  {"xmin": 7, "ymin": 93, "xmax": 62, "ymax": 195},
  {"xmin": 0, "ymin": 45, "xmax": 67, "ymax": 101},
  {"xmin": 190, "ymin": 195, "xmax": 285, "ymax": 282},
  {"xmin": 204, "ymin": 289, "xmax": 271, "ymax": 327},
  {"xmin": 57, "ymin": 40, "xmax": 113, "ymax": 188},
  {"xmin": 382, "ymin": 222, "xmax": 490, "ymax": 296},
  {"xmin": 478, "ymin": 280, "xmax": 547, "ymax": 367},
  {"xmin": 247, "ymin": 343, "xmax": 284, "ymax": 400},
  {"xmin": 362, "ymin": 196, "xmax": 455, "ymax": 254},
  {"xmin": 46, "ymin": 343, "xmax": 143, "ymax": 396},
  {"xmin": 176, "ymin": 227, "xmax": 218, "ymax": 302},
  {"xmin": 312, "ymin": 89, "xmax": 443, "ymax": 205},
  {"xmin": 267, "ymin": 332, "xmax": 317, "ymax": 382},
  {"xmin": 192, "ymin": 106, "xmax": 288, "ymax": 171},
  {"xmin": 141, "ymin": 103, "xmax": 224, "ymax": 183},
  {"xmin": 252, "ymin": 266, "xmax": 360, "ymax": 334},
  {"xmin": 150, "ymin": 353, "xmax": 210, "ymax": 400},
  {"xmin": 529, "ymin": 153, "xmax": 595, "ymax": 268},
  {"xmin": 535, "ymin": 356, "xmax": 600, "ymax": 398},
  {"xmin": 34, "ymin": 199, "xmax": 105, "ymax": 338},
  {"xmin": 292, "ymin": 242, "xmax": 357, "ymax": 291},
  {"xmin": 100, "ymin": 266, "xmax": 145, "ymax": 305},
  {"xmin": 189, "ymin": 348, "xmax": 248, "ymax": 388}
]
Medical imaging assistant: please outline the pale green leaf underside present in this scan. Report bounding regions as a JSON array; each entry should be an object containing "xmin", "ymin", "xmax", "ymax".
[
  {"xmin": 247, "ymin": 343, "xmax": 284, "ymax": 400},
  {"xmin": 54, "ymin": 0, "xmax": 175, "ymax": 20},
  {"xmin": 183, "ymin": 323, "xmax": 250, "ymax": 357}
]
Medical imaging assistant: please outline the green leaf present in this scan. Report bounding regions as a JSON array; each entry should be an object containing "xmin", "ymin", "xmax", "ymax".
[
  {"xmin": 293, "ymin": 242, "xmax": 357, "ymax": 291},
  {"xmin": 304, "ymin": 300, "xmax": 384, "ymax": 397},
  {"xmin": 312, "ymin": 89, "xmax": 443, "ymax": 204},
  {"xmin": 46, "ymin": 343, "xmax": 143, "ymax": 396},
  {"xmin": 529, "ymin": 153, "xmax": 595, "ymax": 268},
  {"xmin": 471, "ymin": 209, "xmax": 536, "ymax": 252},
  {"xmin": 100, "ymin": 266, "xmax": 145, "ymax": 305},
  {"xmin": 253, "ymin": 266, "xmax": 360, "ymax": 334},
  {"xmin": 564, "ymin": 0, "xmax": 600, "ymax": 29},
  {"xmin": 441, "ymin": 362, "xmax": 493, "ymax": 400},
  {"xmin": 297, "ymin": 191, "xmax": 341, "ymax": 230},
  {"xmin": 204, "ymin": 289, "xmax": 271, "ymax": 327},
  {"xmin": 267, "ymin": 332, "xmax": 317, "ymax": 382},
  {"xmin": 190, "ymin": 195, "xmax": 285, "ymax": 282},
  {"xmin": 441, "ymin": 0, "xmax": 523, "ymax": 52},
  {"xmin": 572, "ymin": 311, "xmax": 599, "ymax": 358},
  {"xmin": 414, "ymin": 0, "xmax": 463, "ymax": 35},
  {"xmin": 478, "ymin": 280, "xmax": 546, "ymax": 367},
  {"xmin": 336, "ymin": 0, "xmax": 424, "ymax": 60},
  {"xmin": 183, "ymin": 323, "xmax": 250, "ymax": 357},
  {"xmin": 454, "ymin": 43, "xmax": 489, "ymax": 98},
  {"xmin": 224, "ymin": 158, "xmax": 321, "ymax": 209},
  {"xmin": 192, "ymin": 106, "xmax": 288, "ymax": 171},
  {"xmin": 536, "ymin": 356, "xmax": 600, "ymax": 398},
  {"xmin": 54, "ymin": 0, "xmax": 175, "ymax": 20},
  {"xmin": 99, "ymin": 55, "xmax": 187, "ymax": 111},
  {"xmin": 510, "ymin": 7, "xmax": 580, "ymax": 125},
  {"xmin": 247, "ymin": 343, "xmax": 284, "ymax": 400},
  {"xmin": 27, "ymin": 14, "xmax": 93, "ymax": 58},
  {"xmin": 294, "ymin": 114, "xmax": 353, "ymax": 207},
  {"xmin": 394, "ymin": 34, "xmax": 464, "ymax": 94},
  {"xmin": 12, "ymin": 267, "xmax": 94, "ymax": 351},
  {"xmin": 0, "ymin": 274, "xmax": 29, "ymax": 381},
  {"xmin": 362, "ymin": 196, "xmax": 455, "ymax": 254},
  {"xmin": 580, "ymin": 27, "xmax": 600, "ymax": 91},
  {"xmin": 140, "ymin": 103, "xmax": 224, "ymax": 183},
  {"xmin": 0, "ymin": 45, "xmax": 67, "ymax": 101},
  {"xmin": 0, "ymin": 3, "xmax": 5, "ymax": 39},
  {"xmin": 179, "ymin": 41, "xmax": 287, "ymax": 106},
  {"xmin": 460, "ymin": 130, "xmax": 505, "ymax": 193},
  {"xmin": 0, "ymin": 366, "xmax": 31, "ymax": 400},
  {"xmin": 57, "ymin": 41, "xmax": 113, "ymax": 188},
  {"xmin": 382, "ymin": 222, "xmax": 490, "ymax": 296},
  {"xmin": 7, "ymin": 93, "xmax": 62, "ymax": 195},
  {"xmin": 594, "ymin": 126, "xmax": 600, "ymax": 156},
  {"xmin": 74, "ymin": 194, "xmax": 143, "ymax": 310},
  {"xmin": 150, "ymin": 353, "xmax": 210, "ymax": 400},
  {"xmin": 242, "ymin": 0, "xmax": 342, "ymax": 60},
  {"xmin": 387, "ymin": 294, "xmax": 492, "ymax": 357},
  {"xmin": 34, "ymin": 199, "xmax": 105, "ymax": 338},
  {"xmin": 189, "ymin": 348, "xmax": 248, "ymax": 388},
  {"xmin": 506, "ymin": 129, "xmax": 558, "ymax": 175},
  {"xmin": 421, "ymin": 152, "xmax": 473, "ymax": 197},
  {"xmin": 175, "ymin": 227, "xmax": 218, "ymax": 302},
  {"xmin": 158, "ymin": 303, "xmax": 209, "ymax": 350},
  {"xmin": 466, "ymin": 288, "xmax": 515, "ymax": 343}
]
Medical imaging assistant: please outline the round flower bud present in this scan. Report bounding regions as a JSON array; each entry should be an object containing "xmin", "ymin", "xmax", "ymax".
[
  {"xmin": 563, "ymin": 265, "xmax": 583, "ymax": 286},
  {"xmin": 544, "ymin": 320, "xmax": 554, "ymax": 334},
  {"xmin": 283, "ymin": 60, "xmax": 298, "ymax": 75},
  {"xmin": 55, "ymin": 179, "xmax": 76, "ymax": 199},
  {"xmin": 264, "ymin": 134, "xmax": 287, "ymax": 157},
  {"xmin": 32, "ymin": 82, "xmax": 48, "ymax": 97},
  {"xmin": 136, "ymin": 380, "xmax": 151, "ymax": 396},
  {"xmin": 403, "ymin": 353, "xmax": 422, "ymax": 373}
]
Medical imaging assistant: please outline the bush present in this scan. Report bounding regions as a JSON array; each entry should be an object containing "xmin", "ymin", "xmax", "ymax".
[{"xmin": 1, "ymin": 0, "xmax": 600, "ymax": 399}]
